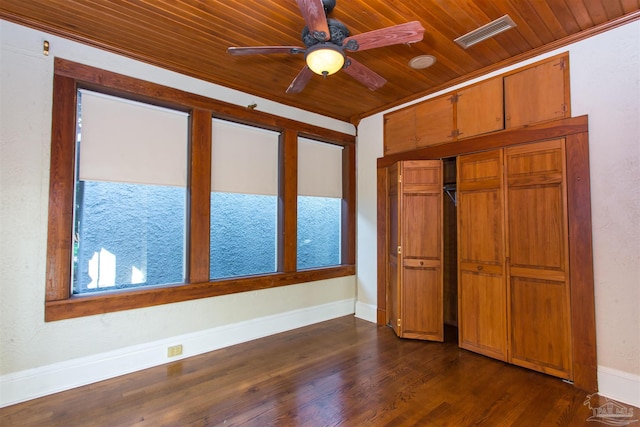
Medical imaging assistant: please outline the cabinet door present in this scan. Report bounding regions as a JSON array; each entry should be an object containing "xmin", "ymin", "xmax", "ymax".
[
  {"xmin": 399, "ymin": 160, "xmax": 443, "ymax": 341},
  {"xmin": 384, "ymin": 107, "xmax": 416, "ymax": 155},
  {"xmin": 387, "ymin": 163, "xmax": 401, "ymax": 335},
  {"xmin": 457, "ymin": 150, "xmax": 508, "ymax": 361},
  {"xmin": 457, "ymin": 77, "xmax": 504, "ymax": 139},
  {"xmin": 415, "ymin": 96, "xmax": 455, "ymax": 147},
  {"xmin": 505, "ymin": 139, "xmax": 572, "ymax": 379},
  {"xmin": 504, "ymin": 56, "xmax": 569, "ymax": 128}
]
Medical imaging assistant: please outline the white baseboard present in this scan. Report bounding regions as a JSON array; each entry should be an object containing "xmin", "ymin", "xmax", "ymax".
[
  {"xmin": 354, "ymin": 301, "xmax": 377, "ymax": 323},
  {"xmin": 0, "ymin": 298, "xmax": 355, "ymax": 408},
  {"xmin": 598, "ymin": 365, "xmax": 640, "ymax": 408}
]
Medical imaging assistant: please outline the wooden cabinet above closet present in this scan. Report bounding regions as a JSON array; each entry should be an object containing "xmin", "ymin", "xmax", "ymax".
[
  {"xmin": 505, "ymin": 56, "xmax": 569, "ymax": 128},
  {"xmin": 383, "ymin": 54, "xmax": 570, "ymax": 156},
  {"xmin": 384, "ymin": 77, "xmax": 503, "ymax": 155}
]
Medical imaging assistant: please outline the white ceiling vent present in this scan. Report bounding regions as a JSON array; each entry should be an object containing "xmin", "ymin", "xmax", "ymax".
[{"xmin": 454, "ymin": 15, "xmax": 517, "ymax": 49}]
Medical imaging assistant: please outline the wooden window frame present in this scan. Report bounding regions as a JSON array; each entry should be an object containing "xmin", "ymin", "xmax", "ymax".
[
  {"xmin": 376, "ymin": 115, "xmax": 597, "ymax": 392},
  {"xmin": 45, "ymin": 58, "xmax": 355, "ymax": 321}
]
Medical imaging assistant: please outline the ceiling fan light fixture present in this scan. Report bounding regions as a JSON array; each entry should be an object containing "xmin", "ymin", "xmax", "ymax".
[{"xmin": 305, "ymin": 44, "xmax": 345, "ymax": 76}]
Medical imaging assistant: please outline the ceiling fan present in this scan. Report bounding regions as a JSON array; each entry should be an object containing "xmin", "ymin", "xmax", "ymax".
[{"xmin": 227, "ymin": 0, "xmax": 425, "ymax": 94}]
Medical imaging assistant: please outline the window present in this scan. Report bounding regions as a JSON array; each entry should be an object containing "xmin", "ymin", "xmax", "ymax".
[
  {"xmin": 73, "ymin": 90, "xmax": 188, "ymax": 294},
  {"xmin": 297, "ymin": 138, "xmax": 343, "ymax": 269},
  {"xmin": 45, "ymin": 59, "xmax": 355, "ymax": 321},
  {"xmin": 210, "ymin": 119, "xmax": 279, "ymax": 279}
]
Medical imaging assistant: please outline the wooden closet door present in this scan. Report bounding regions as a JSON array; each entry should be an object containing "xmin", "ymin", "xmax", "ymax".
[
  {"xmin": 387, "ymin": 163, "xmax": 401, "ymax": 336},
  {"xmin": 505, "ymin": 139, "xmax": 572, "ymax": 379},
  {"xmin": 457, "ymin": 150, "xmax": 508, "ymax": 361},
  {"xmin": 399, "ymin": 160, "xmax": 444, "ymax": 341}
]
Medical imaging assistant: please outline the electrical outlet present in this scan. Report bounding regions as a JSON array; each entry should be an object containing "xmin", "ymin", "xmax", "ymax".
[{"xmin": 167, "ymin": 344, "xmax": 183, "ymax": 357}]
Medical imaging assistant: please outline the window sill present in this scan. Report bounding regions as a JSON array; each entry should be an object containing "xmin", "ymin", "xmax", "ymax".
[{"xmin": 44, "ymin": 265, "xmax": 356, "ymax": 321}]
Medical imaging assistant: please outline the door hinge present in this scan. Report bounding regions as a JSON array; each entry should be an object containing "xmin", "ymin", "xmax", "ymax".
[
  {"xmin": 397, "ymin": 246, "xmax": 402, "ymax": 254},
  {"xmin": 555, "ymin": 58, "xmax": 567, "ymax": 70},
  {"xmin": 398, "ymin": 173, "xmax": 402, "ymax": 183},
  {"xmin": 397, "ymin": 318, "xmax": 401, "ymax": 328}
]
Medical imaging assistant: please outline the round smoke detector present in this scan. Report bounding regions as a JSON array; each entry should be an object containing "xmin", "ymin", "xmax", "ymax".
[{"xmin": 409, "ymin": 55, "xmax": 436, "ymax": 69}]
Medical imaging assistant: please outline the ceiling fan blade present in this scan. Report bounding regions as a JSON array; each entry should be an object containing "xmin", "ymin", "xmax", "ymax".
[
  {"xmin": 286, "ymin": 66, "xmax": 315, "ymax": 94},
  {"xmin": 227, "ymin": 46, "xmax": 305, "ymax": 55},
  {"xmin": 342, "ymin": 21, "xmax": 425, "ymax": 52},
  {"xmin": 343, "ymin": 57, "xmax": 387, "ymax": 91},
  {"xmin": 296, "ymin": 0, "xmax": 330, "ymax": 42}
]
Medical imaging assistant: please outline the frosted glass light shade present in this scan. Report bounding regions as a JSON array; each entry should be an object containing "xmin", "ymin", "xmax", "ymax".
[{"xmin": 305, "ymin": 45, "xmax": 345, "ymax": 76}]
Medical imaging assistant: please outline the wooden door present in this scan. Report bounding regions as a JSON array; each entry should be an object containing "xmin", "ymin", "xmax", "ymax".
[
  {"xmin": 387, "ymin": 163, "xmax": 401, "ymax": 335},
  {"xmin": 457, "ymin": 150, "xmax": 508, "ymax": 361},
  {"xmin": 384, "ymin": 107, "xmax": 416, "ymax": 155},
  {"xmin": 399, "ymin": 160, "xmax": 444, "ymax": 341},
  {"xmin": 505, "ymin": 139, "xmax": 572, "ymax": 379},
  {"xmin": 415, "ymin": 96, "xmax": 455, "ymax": 147},
  {"xmin": 457, "ymin": 77, "xmax": 504, "ymax": 139},
  {"xmin": 504, "ymin": 55, "xmax": 569, "ymax": 129}
]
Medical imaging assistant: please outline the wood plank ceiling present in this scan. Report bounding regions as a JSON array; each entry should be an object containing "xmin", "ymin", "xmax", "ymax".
[{"xmin": 1, "ymin": 1, "xmax": 638, "ymax": 123}]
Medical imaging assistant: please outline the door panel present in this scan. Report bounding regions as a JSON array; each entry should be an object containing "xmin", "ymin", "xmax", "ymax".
[
  {"xmin": 458, "ymin": 270, "xmax": 507, "ymax": 360},
  {"xmin": 402, "ymin": 267, "xmax": 442, "ymax": 340},
  {"xmin": 399, "ymin": 160, "xmax": 443, "ymax": 341},
  {"xmin": 510, "ymin": 277, "xmax": 572, "ymax": 377},
  {"xmin": 505, "ymin": 139, "xmax": 572, "ymax": 379},
  {"xmin": 457, "ymin": 150, "xmax": 507, "ymax": 361},
  {"xmin": 387, "ymin": 163, "xmax": 400, "ymax": 335},
  {"xmin": 404, "ymin": 193, "xmax": 440, "ymax": 259}
]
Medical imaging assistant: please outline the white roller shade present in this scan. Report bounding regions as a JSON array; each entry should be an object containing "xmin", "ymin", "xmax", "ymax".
[
  {"xmin": 78, "ymin": 90, "xmax": 188, "ymax": 187},
  {"xmin": 211, "ymin": 119, "xmax": 280, "ymax": 196},
  {"xmin": 298, "ymin": 138, "xmax": 343, "ymax": 198}
]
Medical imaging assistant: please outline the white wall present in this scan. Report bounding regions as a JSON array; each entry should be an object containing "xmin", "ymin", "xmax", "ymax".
[
  {"xmin": 356, "ymin": 21, "xmax": 640, "ymax": 406},
  {"xmin": 0, "ymin": 20, "xmax": 356, "ymax": 407}
]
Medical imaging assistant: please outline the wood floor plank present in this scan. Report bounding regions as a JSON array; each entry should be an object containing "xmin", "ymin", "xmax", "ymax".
[{"xmin": 1, "ymin": 316, "xmax": 637, "ymax": 426}]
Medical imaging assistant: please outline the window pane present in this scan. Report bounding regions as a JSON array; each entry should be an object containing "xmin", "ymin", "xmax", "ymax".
[
  {"xmin": 297, "ymin": 196, "xmax": 342, "ymax": 269},
  {"xmin": 297, "ymin": 138, "xmax": 343, "ymax": 270},
  {"xmin": 210, "ymin": 119, "xmax": 279, "ymax": 280},
  {"xmin": 73, "ymin": 90, "xmax": 188, "ymax": 294},
  {"xmin": 210, "ymin": 193, "xmax": 277, "ymax": 279},
  {"xmin": 73, "ymin": 182, "xmax": 186, "ymax": 293}
]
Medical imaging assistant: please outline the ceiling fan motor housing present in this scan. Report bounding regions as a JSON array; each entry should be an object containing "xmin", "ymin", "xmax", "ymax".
[
  {"xmin": 302, "ymin": 18, "xmax": 350, "ymax": 47},
  {"xmin": 321, "ymin": 0, "xmax": 336, "ymax": 14}
]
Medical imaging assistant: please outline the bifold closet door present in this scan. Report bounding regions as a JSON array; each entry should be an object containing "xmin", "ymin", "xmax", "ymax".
[
  {"xmin": 505, "ymin": 139, "xmax": 572, "ymax": 379},
  {"xmin": 387, "ymin": 163, "xmax": 401, "ymax": 337},
  {"xmin": 457, "ymin": 150, "xmax": 508, "ymax": 361},
  {"xmin": 387, "ymin": 160, "xmax": 444, "ymax": 341}
]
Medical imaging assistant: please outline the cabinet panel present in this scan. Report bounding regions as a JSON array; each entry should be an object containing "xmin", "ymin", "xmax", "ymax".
[
  {"xmin": 505, "ymin": 56, "xmax": 569, "ymax": 128},
  {"xmin": 415, "ymin": 96, "xmax": 455, "ymax": 147},
  {"xmin": 457, "ymin": 77, "xmax": 504, "ymax": 139},
  {"xmin": 384, "ymin": 107, "xmax": 416, "ymax": 155}
]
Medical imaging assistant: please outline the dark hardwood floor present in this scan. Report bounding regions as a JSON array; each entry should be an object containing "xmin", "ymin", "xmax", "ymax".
[{"xmin": 1, "ymin": 316, "xmax": 635, "ymax": 426}]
